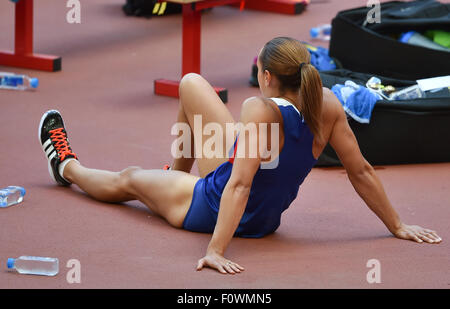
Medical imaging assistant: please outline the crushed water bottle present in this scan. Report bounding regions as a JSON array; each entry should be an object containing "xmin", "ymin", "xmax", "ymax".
[
  {"xmin": 310, "ymin": 24, "xmax": 332, "ymax": 41},
  {"xmin": 366, "ymin": 77, "xmax": 425, "ymax": 101},
  {"xmin": 0, "ymin": 186, "xmax": 26, "ymax": 208},
  {"xmin": 7, "ymin": 256, "xmax": 59, "ymax": 276},
  {"xmin": 0, "ymin": 72, "xmax": 39, "ymax": 91},
  {"xmin": 389, "ymin": 84, "xmax": 425, "ymax": 100}
]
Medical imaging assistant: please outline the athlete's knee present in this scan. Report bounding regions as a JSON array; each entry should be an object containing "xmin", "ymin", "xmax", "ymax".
[
  {"xmin": 119, "ymin": 166, "xmax": 142, "ymax": 193},
  {"xmin": 180, "ymin": 73, "xmax": 203, "ymax": 85},
  {"xmin": 179, "ymin": 73, "xmax": 205, "ymax": 95}
]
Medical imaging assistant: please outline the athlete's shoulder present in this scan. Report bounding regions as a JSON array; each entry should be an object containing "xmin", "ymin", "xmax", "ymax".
[
  {"xmin": 240, "ymin": 96, "xmax": 278, "ymax": 123},
  {"xmin": 322, "ymin": 87, "xmax": 344, "ymax": 119},
  {"xmin": 242, "ymin": 96, "xmax": 271, "ymax": 109}
]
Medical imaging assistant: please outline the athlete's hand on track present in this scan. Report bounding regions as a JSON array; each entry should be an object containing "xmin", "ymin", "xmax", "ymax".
[
  {"xmin": 197, "ymin": 252, "xmax": 244, "ymax": 275},
  {"xmin": 393, "ymin": 223, "xmax": 442, "ymax": 244}
]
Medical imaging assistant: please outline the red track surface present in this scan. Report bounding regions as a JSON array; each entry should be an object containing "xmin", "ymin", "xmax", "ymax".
[{"xmin": 1, "ymin": 0, "xmax": 449, "ymax": 289}]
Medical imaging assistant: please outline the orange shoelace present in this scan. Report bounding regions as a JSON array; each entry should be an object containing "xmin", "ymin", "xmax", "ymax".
[{"xmin": 49, "ymin": 128, "xmax": 77, "ymax": 162}]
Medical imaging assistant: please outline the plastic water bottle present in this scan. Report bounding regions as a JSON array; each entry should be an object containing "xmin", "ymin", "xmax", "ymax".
[
  {"xmin": 0, "ymin": 186, "xmax": 26, "ymax": 208},
  {"xmin": 0, "ymin": 72, "xmax": 39, "ymax": 91},
  {"xmin": 310, "ymin": 24, "xmax": 332, "ymax": 41},
  {"xmin": 389, "ymin": 84, "xmax": 425, "ymax": 101},
  {"xmin": 7, "ymin": 256, "xmax": 59, "ymax": 276},
  {"xmin": 399, "ymin": 31, "xmax": 449, "ymax": 52}
]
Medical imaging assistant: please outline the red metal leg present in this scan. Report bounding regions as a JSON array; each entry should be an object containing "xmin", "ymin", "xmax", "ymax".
[
  {"xmin": 182, "ymin": 3, "xmax": 201, "ymax": 76},
  {"xmin": 234, "ymin": 0, "xmax": 309, "ymax": 15},
  {"xmin": 154, "ymin": 79, "xmax": 228, "ymax": 103},
  {"xmin": 15, "ymin": 0, "xmax": 33, "ymax": 55},
  {"xmin": 0, "ymin": 0, "xmax": 61, "ymax": 71},
  {"xmin": 154, "ymin": 3, "xmax": 228, "ymax": 103}
]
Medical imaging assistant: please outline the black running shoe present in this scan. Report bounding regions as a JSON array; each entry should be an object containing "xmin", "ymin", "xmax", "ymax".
[{"xmin": 38, "ymin": 110, "xmax": 78, "ymax": 186}]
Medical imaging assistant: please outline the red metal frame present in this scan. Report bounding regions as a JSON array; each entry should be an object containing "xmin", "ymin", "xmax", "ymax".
[
  {"xmin": 182, "ymin": 2, "xmax": 201, "ymax": 76},
  {"xmin": 1, "ymin": 0, "xmax": 307, "ymax": 76},
  {"xmin": 155, "ymin": 2, "xmax": 233, "ymax": 103},
  {"xmin": 154, "ymin": 0, "xmax": 308, "ymax": 102},
  {"xmin": 1, "ymin": 0, "xmax": 306, "ymax": 89},
  {"xmin": 193, "ymin": 0, "xmax": 242, "ymax": 10},
  {"xmin": 233, "ymin": 0, "xmax": 309, "ymax": 15},
  {"xmin": 0, "ymin": 0, "xmax": 61, "ymax": 72}
]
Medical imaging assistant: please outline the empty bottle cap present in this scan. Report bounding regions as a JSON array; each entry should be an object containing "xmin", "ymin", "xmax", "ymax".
[
  {"xmin": 7, "ymin": 258, "xmax": 15, "ymax": 269},
  {"xmin": 310, "ymin": 28, "xmax": 319, "ymax": 38},
  {"xmin": 30, "ymin": 78, "xmax": 39, "ymax": 89}
]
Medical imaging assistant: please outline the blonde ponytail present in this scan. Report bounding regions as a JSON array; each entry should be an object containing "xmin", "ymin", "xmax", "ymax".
[{"xmin": 299, "ymin": 63, "xmax": 323, "ymax": 141}]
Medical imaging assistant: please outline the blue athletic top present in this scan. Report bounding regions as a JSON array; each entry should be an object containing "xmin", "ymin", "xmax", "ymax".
[
  {"xmin": 196, "ymin": 98, "xmax": 318, "ymax": 238},
  {"xmin": 183, "ymin": 98, "xmax": 317, "ymax": 238}
]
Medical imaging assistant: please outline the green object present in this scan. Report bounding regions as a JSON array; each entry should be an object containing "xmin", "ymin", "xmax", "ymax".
[{"xmin": 425, "ymin": 30, "xmax": 450, "ymax": 48}]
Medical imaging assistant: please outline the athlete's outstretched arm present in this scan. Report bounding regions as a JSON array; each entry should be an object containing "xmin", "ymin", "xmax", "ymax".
[
  {"xmin": 197, "ymin": 98, "xmax": 273, "ymax": 274},
  {"xmin": 328, "ymin": 97, "xmax": 442, "ymax": 244}
]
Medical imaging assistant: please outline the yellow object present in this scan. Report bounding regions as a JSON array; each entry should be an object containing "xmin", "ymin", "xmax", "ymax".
[
  {"xmin": 152, "ymin": 3, "xmax": 160, "ymax": 14},
  {"xmin": 158, "ymin": 2, "xmax": 167, "ymax": 15},
  {"xmin": 153, "ymin": 2, "xmax": 167, "ymax": 15}
]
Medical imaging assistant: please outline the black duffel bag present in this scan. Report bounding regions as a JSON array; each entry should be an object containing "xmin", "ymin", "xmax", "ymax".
[
  {"xmin": 329, "ymin": 0, "xmax": 450, "ymax": 80},
  {"xmin": 316, "ymin": 69, "xmax": 450, "ymax": 167}
]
